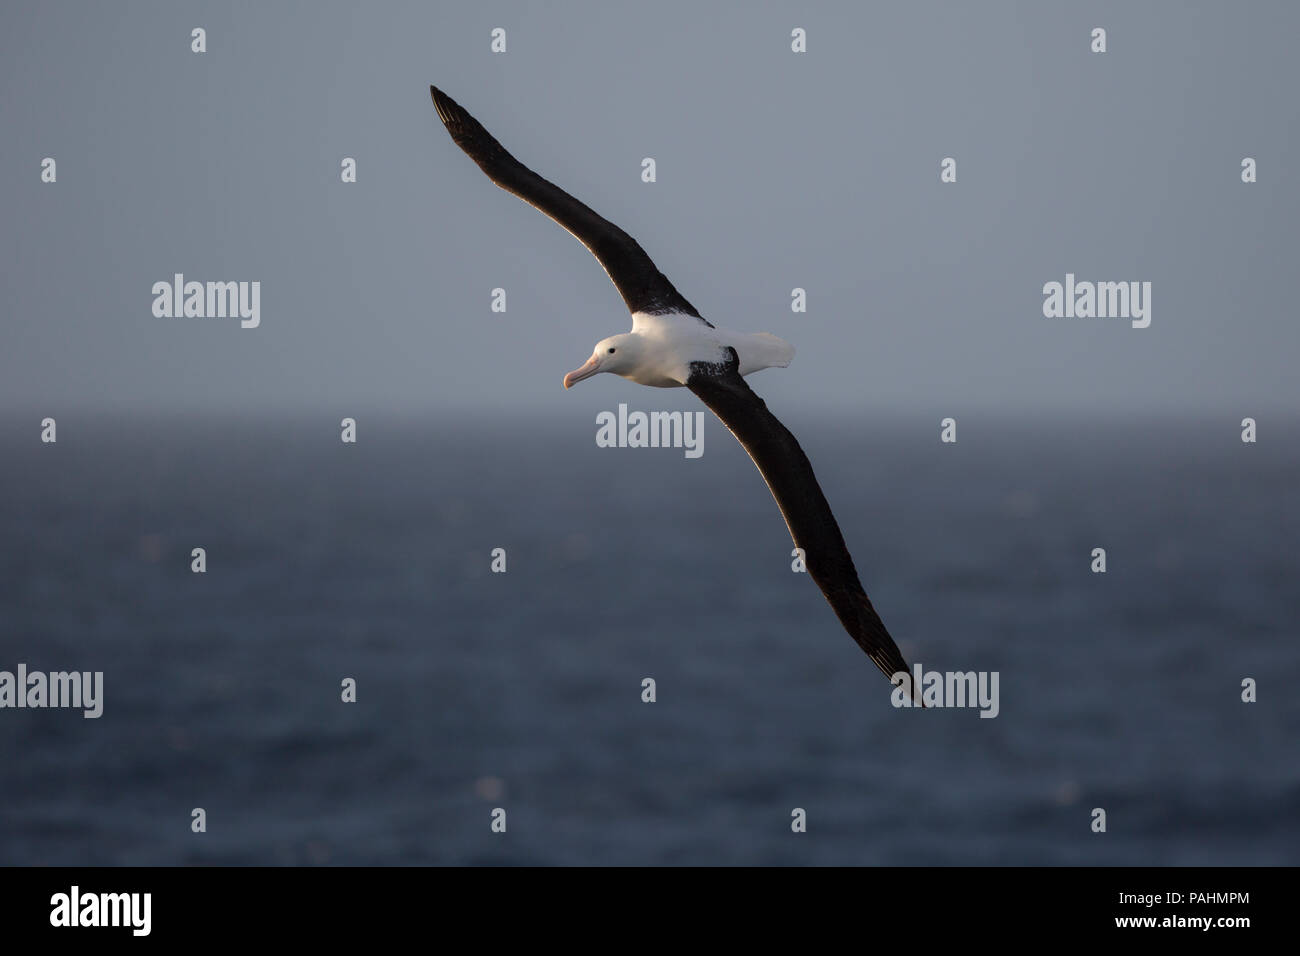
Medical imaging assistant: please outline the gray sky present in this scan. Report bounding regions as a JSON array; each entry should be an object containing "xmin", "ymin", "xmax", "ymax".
[{"xmin": 2, "ymin": 0, "xmax": 1297, "ymax": 418}]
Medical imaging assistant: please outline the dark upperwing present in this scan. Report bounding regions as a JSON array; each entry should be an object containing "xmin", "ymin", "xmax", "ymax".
[
  {"xmin": 687, "ymin": 349, "xmax": 918, "ymax": 697},
  {"xmin": 429, "ymin": 85, "xmax": 710, "ymax": 324}
]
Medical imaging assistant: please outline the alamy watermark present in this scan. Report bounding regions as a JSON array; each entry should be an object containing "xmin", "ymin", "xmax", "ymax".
[
  {"xmin": 596, "ymin": 403, "xmax": 704, "ymax": 459},
  {"xmin": 152, "ymin": 274, "xmax": 260, "ymax": 328},
  {"xmin": 892, "ymin": 664, "xmax": 999, "ymax": 718},
  {"xmin": 50, "ymin": 886, "xmax": 150, "ymax": 936},
  {"xmin": 1042, "ymin": 273, "xmax": 1151, "ymax": 328},
  {"xmin": 0, "ymin": 664, "xmax": 103, "ymax": 718}
]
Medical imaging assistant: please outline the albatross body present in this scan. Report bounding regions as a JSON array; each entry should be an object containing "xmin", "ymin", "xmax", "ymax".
[
  {"xmin": 430, "ymin": 85, "xmax": 918, "ymax": 700},
  {"xmin": 564, "ymin": 312, "xmax": 795, "ymax": 390}
]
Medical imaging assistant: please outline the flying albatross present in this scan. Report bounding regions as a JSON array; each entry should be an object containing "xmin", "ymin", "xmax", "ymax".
[{"xmin": 430, "ymin": 85, "xmax": 918, "ymax": 701}]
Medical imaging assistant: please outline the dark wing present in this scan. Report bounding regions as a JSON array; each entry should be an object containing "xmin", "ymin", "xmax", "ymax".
[
  {"xmin": 429, "ymin": 85, "xmax": 709, "ymax": 325},
  {"xmin": 687, "ymin": 349, "xmax": 917, "ymax": 697}
]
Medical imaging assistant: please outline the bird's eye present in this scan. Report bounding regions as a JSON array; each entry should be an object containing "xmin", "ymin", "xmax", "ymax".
[{"xmin": 608, "ymin": 347, "xmax": 616, "ymax": 354}]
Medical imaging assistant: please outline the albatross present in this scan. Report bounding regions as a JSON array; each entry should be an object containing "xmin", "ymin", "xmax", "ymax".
[{"xmin": 430, "ymin": 85, "xmax": 918, "ymax": 700}]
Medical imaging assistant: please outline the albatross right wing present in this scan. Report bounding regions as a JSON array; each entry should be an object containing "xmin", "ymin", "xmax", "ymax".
[
  {"xmin": 687, "ymin": 349, "xmax": 917, "ymax": 697},
  {"xmin": 429, "ymin": 85, "xmax": 708, "ymax": 324}
]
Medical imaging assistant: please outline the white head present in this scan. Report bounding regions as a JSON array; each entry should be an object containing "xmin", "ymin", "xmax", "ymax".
[{"xmin": 563, "ymin": 333, "xmax": 643, "ymax": 389}]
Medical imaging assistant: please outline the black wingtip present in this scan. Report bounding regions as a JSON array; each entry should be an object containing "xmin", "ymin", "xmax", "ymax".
[
  {"xmin": 430, "ymin": 84, "xmax": 467, "ymax": 130},
  {"xmin": 428, "ymin": 84, "xmax": 482, "ymax": 148},
  {"xmin": 429, "ymin": 84, "xmax": 452, "ymax": 124}
]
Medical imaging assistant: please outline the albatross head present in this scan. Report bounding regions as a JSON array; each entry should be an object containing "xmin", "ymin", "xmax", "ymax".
[{"xmin": 563, "ymin": 334, "xmax": 641, "ymax": 389}]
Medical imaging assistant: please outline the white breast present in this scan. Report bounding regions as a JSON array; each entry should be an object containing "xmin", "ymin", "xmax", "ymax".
[{"xmin": 629, "ymin": 312, "xmax": 795, "ymax": 386}]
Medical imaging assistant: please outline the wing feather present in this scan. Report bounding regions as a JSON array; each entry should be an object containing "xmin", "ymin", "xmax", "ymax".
[
  {"xmin": 430, "ymin": 86, "xmax": 709, "ymax": 324},
  {"xmin": 687, "ymin": 349, "xmax": 917, "ymax": 696}
]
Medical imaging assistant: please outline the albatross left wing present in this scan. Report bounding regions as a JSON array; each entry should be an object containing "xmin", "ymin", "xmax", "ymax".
[
  {"xmin": 429, "ymin": 85, "xmax": 709, "ymax": 324},
  {"xmin": 687, "ymin": 349, "xmax": 917, "ymax": 696}
]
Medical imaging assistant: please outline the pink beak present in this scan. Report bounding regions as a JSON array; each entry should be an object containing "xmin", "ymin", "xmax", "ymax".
[{"xmin": 563, "ymin": 354, "xmax": 601, "ymax": 389}]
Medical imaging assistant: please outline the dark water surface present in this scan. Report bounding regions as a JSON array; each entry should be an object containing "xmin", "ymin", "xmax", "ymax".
[{"xmin": 1, "ymin": 413, "xmax": 1296, "ymax": 865}]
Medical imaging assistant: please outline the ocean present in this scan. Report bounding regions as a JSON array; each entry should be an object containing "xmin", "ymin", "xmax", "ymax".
[{"xmin": 1, "ymin": 413, "xmax": 1297, "ymax": 865}]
